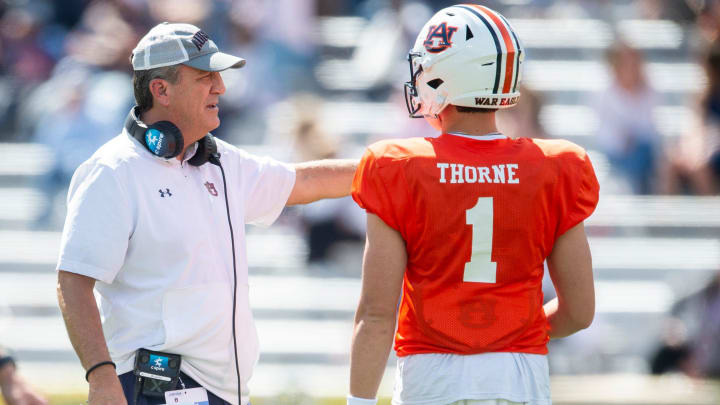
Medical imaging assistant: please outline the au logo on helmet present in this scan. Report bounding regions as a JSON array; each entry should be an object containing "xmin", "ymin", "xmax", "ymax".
[{"xmin": 423, "ymin": 22, "xmax": 458, "ymax": 53}]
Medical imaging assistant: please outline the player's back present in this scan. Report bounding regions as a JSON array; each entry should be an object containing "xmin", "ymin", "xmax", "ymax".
[{"xmin": 353, "ymin": 133, "xmax": 599, "ymax": 356}]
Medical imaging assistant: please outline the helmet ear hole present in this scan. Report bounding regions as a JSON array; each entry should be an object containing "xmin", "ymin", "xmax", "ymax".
[
  {"xmin": 427, "ymin": 78, "xmax": 444, "ymax": 89},
  {"xmin": 466, "ymin": 26, "xmax": 474, "ymax": 40}
]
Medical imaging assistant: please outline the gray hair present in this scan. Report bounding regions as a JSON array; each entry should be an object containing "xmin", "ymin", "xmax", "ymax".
[{"xmin": 132, "ymin": 65, "xmax": 181, "ymax": 113}]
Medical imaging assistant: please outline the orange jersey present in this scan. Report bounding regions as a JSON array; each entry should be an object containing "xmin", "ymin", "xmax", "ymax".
[{"xmin": 352, "ymin": 134, "xmax": 599, "ymax": 357}]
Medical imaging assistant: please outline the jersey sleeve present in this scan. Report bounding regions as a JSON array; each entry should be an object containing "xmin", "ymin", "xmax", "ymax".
[
  {"xmin": 555, "ymin": 148, "xmax": 600, "ymax": 237},
  {"xmin": 56, "ymin": 162, "xmax": 133, "ymax": 283},
  {"xmin": 351, "ymin": 147, "xmax": 404, "ymax": 232}
]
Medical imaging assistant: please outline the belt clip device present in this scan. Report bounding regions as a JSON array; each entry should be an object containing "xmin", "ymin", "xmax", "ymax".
[{"xmin": 133, "ymin": 348, "xmax": 182, "ymax": 398}]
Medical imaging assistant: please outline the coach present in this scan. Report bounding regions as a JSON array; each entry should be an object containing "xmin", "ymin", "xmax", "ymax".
[{"xmin": 56, "ymin": 23, "xmax": 356, "ymax": 405}]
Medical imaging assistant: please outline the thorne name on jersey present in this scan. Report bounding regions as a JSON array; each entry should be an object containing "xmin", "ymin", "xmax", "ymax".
[{"xmin": 437, "ymin": 163, "xmax": 519, "ymax": 184}]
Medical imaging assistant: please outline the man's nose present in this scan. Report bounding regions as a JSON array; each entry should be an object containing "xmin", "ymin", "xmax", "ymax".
[{"xmin": 211, "ymin": 72, "xmax": 226, "ymax": 94}]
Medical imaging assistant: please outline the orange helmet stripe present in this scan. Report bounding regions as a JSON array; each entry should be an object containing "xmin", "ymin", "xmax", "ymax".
[
  {"xmin": 471, "ymin": 4, "xmax": 516, "ymax": 94},
  {"xmin": 457, "ymin": 4, "xmax": 503, "ymax": 93}
]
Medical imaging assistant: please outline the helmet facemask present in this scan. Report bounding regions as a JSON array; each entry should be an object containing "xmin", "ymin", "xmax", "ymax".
[{"xmin": 404, "ymin": 52, "xmax": 424, "ymax": 118}]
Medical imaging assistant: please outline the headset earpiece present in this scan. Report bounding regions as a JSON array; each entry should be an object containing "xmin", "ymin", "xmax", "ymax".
[
  {"xmin": 143, "ymin": 120, "xmax": 184, "ymax": 159},
  {"xmin": 125, "ymin": 107, "xmax": 183, "ymax": 159}
]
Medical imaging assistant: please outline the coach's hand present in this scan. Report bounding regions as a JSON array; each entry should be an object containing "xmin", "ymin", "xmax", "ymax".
[{"xmin": 87, "ymin": 366, "xmax": 127, "ymax": 405}]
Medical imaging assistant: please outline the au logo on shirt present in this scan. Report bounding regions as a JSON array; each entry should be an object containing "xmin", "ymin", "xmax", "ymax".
[{"xmin": 204, "ymin": 181, "xmax": 218, "ymax": 197}]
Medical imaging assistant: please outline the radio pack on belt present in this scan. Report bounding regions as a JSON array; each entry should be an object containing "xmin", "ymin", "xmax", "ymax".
[{"xmin": 133, "ymin": 349, "xmax": 182, "ymax": 398}]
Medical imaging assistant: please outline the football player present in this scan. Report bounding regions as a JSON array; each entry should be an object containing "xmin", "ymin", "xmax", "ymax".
[{"xmin": 347, "ymin": 4, "xmax": 599, "ymax": 405}]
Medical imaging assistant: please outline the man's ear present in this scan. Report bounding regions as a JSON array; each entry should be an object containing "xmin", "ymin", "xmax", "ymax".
[{"xmin": 149, "ymin": 79, "xmax": 170, "ymax": 107}]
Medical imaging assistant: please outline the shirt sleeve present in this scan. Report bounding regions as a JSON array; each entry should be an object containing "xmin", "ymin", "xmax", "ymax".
[
  {"xmin": 351, "ymin": 148, "xmax": 403, "ymax": 231},
  {"xmin": 555, "ymin": 149, "xmax": 600, "ymax": 238},
  {"xmin": 56, "ymin": 162, "xmax": 133, "ymax": 283},
  {"xmin": 241, "ymin": 153, "xmax": 296, "ymax": 226}
]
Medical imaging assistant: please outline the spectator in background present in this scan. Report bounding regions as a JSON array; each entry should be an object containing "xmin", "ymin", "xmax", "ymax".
[
  {"xmin": 0, "ymin": 5, "xmax": 56, "ymax": 139},
  {"xmin": 290, "ymin": 95, "xmax": 365, "ymax": 265},
  {"xmin": 0, "ymin": 347, "xmax": 48, "ymax": 405},
  {"xmin": 26, "ymin": 2, "xmax": 136, "ymax": 228},
  {"xmin": 688, "ymin": 0, "xmax": 720, "ymax": 43},
  {"xmin": 663, "ymin": 39, "xmax": 720, "ymax": 195},
  {"xmin": 497, "ymin": 84, "xmax": 547, "ymax": 139},
  {"xmin": 595, "ymin": 41, "xmax": 662, "ymax": 194},
  {"xmin": 231, "ymin": 0, "xmax": 318, "ymax": 97},
  {"xmin": 0, "ymin": 7, "xmax": 54, "ymax": 84},
  {"xmin": 702, "ymin": 39, "xmax": 720, "ymax": 190},
  {"xmin": 208, "ymin": 0, "xmax": 320, "ymax": 144},
  {"xmin": 214, "ymin": 2, "xmax": 291, "ymax": 144},
  {"xmin": 638, "ymin": 0, "xmax": 696, "ymax": 22},
  {"xmin": 651, "ymin": 271, "xmax": 720, "ymax": 378}
]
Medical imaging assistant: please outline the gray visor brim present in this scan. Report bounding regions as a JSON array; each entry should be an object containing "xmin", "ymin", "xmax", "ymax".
[{"xmin": 184, "ymin": 51, "xmax": 246, "ymax": 72}]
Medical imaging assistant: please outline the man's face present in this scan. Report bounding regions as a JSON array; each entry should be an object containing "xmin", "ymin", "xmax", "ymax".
[{"xmin": 166, "ymin": 65, "xmax": 226, "ymax": 141}]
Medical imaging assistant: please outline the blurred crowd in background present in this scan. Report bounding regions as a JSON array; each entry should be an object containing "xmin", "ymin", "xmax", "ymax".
[
  {"xmin": 1, "ymin": 0, "xmax": 719, "ymax": 217},
  {"xmin": 1, "ymin": 0, "xmax": 719, "ymax": 200},
  {"xmin": 1, "ymin": 0, "xmax": 720, "ymax": 397}
]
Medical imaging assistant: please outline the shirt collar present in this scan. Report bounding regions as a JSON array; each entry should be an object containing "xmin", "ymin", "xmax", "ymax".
[
  {"xmin": 180, "ymin": 141, "xmax": 199, "ymax": 164},
  {"xmin": 446, "ymin": 132, "xmax": 508, "ymax": 140}
]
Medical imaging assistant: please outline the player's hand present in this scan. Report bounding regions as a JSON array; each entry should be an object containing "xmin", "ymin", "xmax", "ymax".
[
  {"xmin": 0, "ymin": 372, "xmax": 49, "ymax": 405},
  {"xmin": 87, "ymin": 366, "xmax": 127, "ymax": 405}
]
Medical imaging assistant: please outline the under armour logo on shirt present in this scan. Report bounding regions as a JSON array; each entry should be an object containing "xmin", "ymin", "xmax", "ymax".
[{"xmin": 159, "ymin": 188, "xmax": 172, "ymax": 197}]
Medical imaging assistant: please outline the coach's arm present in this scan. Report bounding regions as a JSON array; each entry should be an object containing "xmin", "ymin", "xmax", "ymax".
[
  {"xmin": 286, "ymin": 159, "xmax": 358, "ymax": 206},
  {"xmin": 57, "ymin": 271, "xmax": 127, "ymax": 405},
  {"xmin": 543, "ymin": 222, "xmax": 595, "ymax": 338}
]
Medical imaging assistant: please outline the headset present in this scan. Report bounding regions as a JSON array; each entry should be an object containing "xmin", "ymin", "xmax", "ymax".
[
  {"xmin": 124, "ymin": 106, "xmax": 243, "ymax": 405},
  {"xmin": 124, "ymin": 106, "xmax": 219, "ymax": 166}
]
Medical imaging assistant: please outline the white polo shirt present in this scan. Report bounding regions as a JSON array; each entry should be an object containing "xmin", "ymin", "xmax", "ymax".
[{"xmin": 56, "ymin": 130, "xmax": 295, "ymax": 405}]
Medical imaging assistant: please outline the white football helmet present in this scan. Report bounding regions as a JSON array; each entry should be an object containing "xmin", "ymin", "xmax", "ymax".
[{"xmin": 404, "ymin": 4, "xmax": 525, "ymax": 118}]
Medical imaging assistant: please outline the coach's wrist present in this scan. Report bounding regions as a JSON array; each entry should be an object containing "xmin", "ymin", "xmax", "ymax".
[
  {"xmin": 86, "ymin": 363, "xmax": 118, "ymax": 385},
  {"xmin": 347, "ymin": 394, "xmax": 378, "ymax": 405}
]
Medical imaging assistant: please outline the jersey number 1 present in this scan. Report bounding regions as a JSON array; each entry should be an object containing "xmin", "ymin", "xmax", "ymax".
[{"xmin": 464, "ymin": 197, "xmax": 497, "ymax": 283}]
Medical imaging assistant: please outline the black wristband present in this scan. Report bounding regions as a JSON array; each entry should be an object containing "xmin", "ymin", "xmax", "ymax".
[
  {"xmin": 0, "ymin": 355, "xmax": 15, "ymax": 370},
  {"xmin": 85, "ymin": 360, "xmax": 116, "ymax": 382}
]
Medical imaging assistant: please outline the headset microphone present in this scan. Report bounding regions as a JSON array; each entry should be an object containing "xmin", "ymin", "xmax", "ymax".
[{"xmin": 208, "ymin": 152, "xmax": 221, "ymax": 166}]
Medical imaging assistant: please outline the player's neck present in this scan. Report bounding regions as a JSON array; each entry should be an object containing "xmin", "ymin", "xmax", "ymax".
[{"xmin": 440, "ymin": 109, "xmax": 499, "ymax": 137}]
